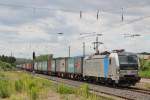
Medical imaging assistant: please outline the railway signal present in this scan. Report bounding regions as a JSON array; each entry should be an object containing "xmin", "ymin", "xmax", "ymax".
[{"xmin": 33, "ymin": 51, "xmax": 36, "ymax": 60}]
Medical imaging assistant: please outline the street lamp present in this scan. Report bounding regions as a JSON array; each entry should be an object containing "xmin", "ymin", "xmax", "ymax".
[
  {"xmin": 122, "ymin": 33, "xmax": 141, "ymax": 52},
  {"xmin": 57, "ymin": 33, "xmax": 64, "ymax": 35},
  {"xmin": 57, "ymin": 33, "xmax": 70, "ymax": 57}
]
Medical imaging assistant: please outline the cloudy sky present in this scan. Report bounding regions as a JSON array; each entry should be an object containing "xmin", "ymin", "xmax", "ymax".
[{"xmin": 0, "ymin": 0, "xmax": 150, "ymax": 58}]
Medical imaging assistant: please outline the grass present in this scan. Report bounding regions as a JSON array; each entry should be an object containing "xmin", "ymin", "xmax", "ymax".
[
  {"xmin": 0, "ymin": 71, "xmax": 52, "ymax": 100},
  {"xmin": 57, "ymin": 83, "xmax": 113, "ymax": 100},
  {"xmin": 144, "ymin": 83, "xmax": 150, "ymax": 89},
  {"xmin": 57, "ymin": 84, "xmax": 74, "ymax": 94},
  {"xmin": 75, "ymin": 84, "xmax": 112, "ymax": 100},
  {"xmin": 139, "ymin": 59, "xmax": 150, "ymax": 78},
  {"xmin": 75, "ymin": 84, "xmax": 89, "ymax": 98},
  {"xmin": 139, "ymin": 70, "xmax": 150, "ymax": 78},
  {"xmin": 15, "ymin": 79, "xmax": 24, "ymax": 92},
  {"xmin": 0, "ymin": 80, "xmax": 11, "ymax": 98},
  {"xmin": 0, "ymin": 71, "xmax": 113, "ymax": 100}
]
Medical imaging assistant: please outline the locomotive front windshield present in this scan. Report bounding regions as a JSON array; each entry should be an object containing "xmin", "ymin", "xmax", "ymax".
[{"xmin": 119, "ymin": 55, "xmax": 138, "ymax": 70}]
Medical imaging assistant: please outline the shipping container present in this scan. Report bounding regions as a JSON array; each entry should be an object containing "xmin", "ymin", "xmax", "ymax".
[
  {"xmin": 47, "ymin": 55, "xmax": 53, "ymax": 73},
  {"xmin": 25, "ymin": 63, "xmax": 27, "ymax": 70},
  {"xmin": 28, "ymin": 63, "xmax": 33, "ymax": 71},
  {"xmin": 66, "ymin": 57, "xmax": 75, "ymax": 73},
  {"xmin": 51, "ymin": 59, "xmax": 56, "ymax": 72},
  {"xmin": 47, "ymin": 60, "xmax": 51, "ymax": 72},
  {"xmin": 56, "ymin": 58, "xmax": 66, "ymax": 72},
  {"xmin": 34, "ymin": 62, "xmax": 38, "ymax": 71},
  {"xmin": 37, "ymin": 62, "xmax": 42, "ymax": 71},
  {"xmin": 41, "ymin": 61, "xmax": 48, "ymax": 71},
  {"xmin": 26, "ymin": 63, "xmax": 29, "ymax": 70},
  {"xmin": 74, "ymin": 57, "xmax": 83, "ymax": 74},
  {"xmin": 23, "ymin": 64, "xmax": 25, "ymax": 69}
]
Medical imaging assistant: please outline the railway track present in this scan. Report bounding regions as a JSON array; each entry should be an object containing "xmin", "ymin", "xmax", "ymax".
[
  {"xmin": 30, "ymin": 72, "xmax": 150, "ymax": 100},
  {"xmin": 126, "ymin": 87, "xmax": 150, "ymax": 95}
]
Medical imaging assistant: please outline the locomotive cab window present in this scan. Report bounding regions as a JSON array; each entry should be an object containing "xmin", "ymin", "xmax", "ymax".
[
  {"xmin": 119, "ymin": 55, "xmax": 138, "ymax": 70},
  {"xmin": 119, "ymin": 55, "xmax": 138, "ymax": 64}
]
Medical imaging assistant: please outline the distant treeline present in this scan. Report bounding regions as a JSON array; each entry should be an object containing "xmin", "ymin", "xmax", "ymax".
[
  {"xmin": 0, "ymin": 55, "xmax": 16, "ymax": 70},
  {"xmin": 0, "ymin": 55, "xmax": 16, "ymax": 64},
  {"xmin": 139, "ymin": 52, "xmax": 150, "ymax": 55}
]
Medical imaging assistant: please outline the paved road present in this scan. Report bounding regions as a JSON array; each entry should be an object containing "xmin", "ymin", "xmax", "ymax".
[{"xmin": 140, "ymin": 78, "xmax": 150, "ymax": 84}]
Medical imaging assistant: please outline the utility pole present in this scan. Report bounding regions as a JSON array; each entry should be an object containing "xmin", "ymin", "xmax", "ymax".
[
  {"xmin": 122, "ymin": 8, "xmax": 124, "ymax": 22},
  {"xmin": 69, "ymin": 46, "xmax": 70, "ymax": 57},
  {"xmin": 83, "ymin": 42, "xmax": 85, "ymax": 57},
  {"xmin": 93, "ymin": 34, "xmax": 103, "ymax": 54},
  {"xmin": 32, "ymin": 51, "xmax": 35, "ymax": 73},
  {"xmin": 80, "ymin": 32, "xmax": 103, "ymax": 54},
  {"xmin": 11, "ymin": 51, "xmax": 13, "ymax": 57}
]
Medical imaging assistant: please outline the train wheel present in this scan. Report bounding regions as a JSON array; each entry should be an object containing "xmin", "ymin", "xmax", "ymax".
[{"xmin": 113, "ymin": 82, "xmax": 117, "ymax": 87}]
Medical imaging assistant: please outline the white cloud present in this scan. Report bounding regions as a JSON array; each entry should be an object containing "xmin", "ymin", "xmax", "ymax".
[{"xmin": 0, "ymin": 0, "xmax": 150, "ymax": 58}]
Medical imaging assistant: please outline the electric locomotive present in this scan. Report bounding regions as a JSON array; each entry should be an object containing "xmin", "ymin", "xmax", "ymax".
[{"xmin": 83, "ymin": 50, "xmax": 141, "ymax": 86}]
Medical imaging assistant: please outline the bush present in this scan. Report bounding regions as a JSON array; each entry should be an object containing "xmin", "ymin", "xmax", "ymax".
[
  {"xmin": 57, "ymin": 84, "xmax": 74, "ymax": 94},
  {"xmin": 76, "ymin": 84, "xmax": 89, "ymax": 98},
  {"xmin": 139, "ymin": 70, "xmax": 150, "ymax": 78},
  {"xmin": 29, "ymin": 87, "xmax": 39, "ymax": 100},
  {"xmin": 15, "ymin": 79, "xmax": 24, "ymax": 92},
  {"xmin": 0, "ymin": 80, "xmax": 11, "ymax": 98},
  {"xmin": 0, "ymin": 61, "xmax": 12, "ymax": 71},
  {"xmin": 140, "ymin": 59, "xmax": 150, "ymax": 71}
]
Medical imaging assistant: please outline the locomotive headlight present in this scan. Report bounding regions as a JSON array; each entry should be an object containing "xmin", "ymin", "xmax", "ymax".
[
  {"xmin": 116, "ymin": 68, "xmax": 120, "ymax": 74},
  {"xmin": 131, "ymin": 70, "xmax": 137, "ymax": 74}
]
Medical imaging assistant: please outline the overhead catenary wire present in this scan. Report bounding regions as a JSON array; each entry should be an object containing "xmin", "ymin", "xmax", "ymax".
[
  {"xmin": 0, "ymin": 2, "xmax": 149, "ymax": 57},
  {"xmin": 0, "ymin": 3, "xmax": 149, "ymax": 34},
  {"xmin": 100, "ymin": 15, "xmax": 150, "ymax": 34},
  {"xmin": 0, "ymin": 2, "xmax": 146, "ymax": 19},
  {"xmin": 0, "ymin": 2, "xmax": 149, "ymax": 29},
  {"xmin": 0, "ymin": 2, "xmax": 145, "ymax": 14}
]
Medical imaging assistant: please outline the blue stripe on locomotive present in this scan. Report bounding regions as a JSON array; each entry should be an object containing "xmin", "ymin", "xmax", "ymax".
[{"xmin": 104, "ymin": 56, "xmax": 109, "ymax": 78}]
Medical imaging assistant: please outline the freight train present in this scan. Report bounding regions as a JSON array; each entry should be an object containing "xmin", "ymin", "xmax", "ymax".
[{"xmin": 18, "ymin": 50, "xmax": 141, "ymax": 86}]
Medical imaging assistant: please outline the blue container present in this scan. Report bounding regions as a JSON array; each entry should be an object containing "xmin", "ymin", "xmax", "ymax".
[{"xmin": 67, "ymin": 58, "xmax": 75, "ymax": 73}]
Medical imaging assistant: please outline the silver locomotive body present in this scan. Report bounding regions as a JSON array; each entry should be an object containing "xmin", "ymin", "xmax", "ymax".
[{"xmin": 83, "ymin": 52, "xmax": 141, "ymax": 86}]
